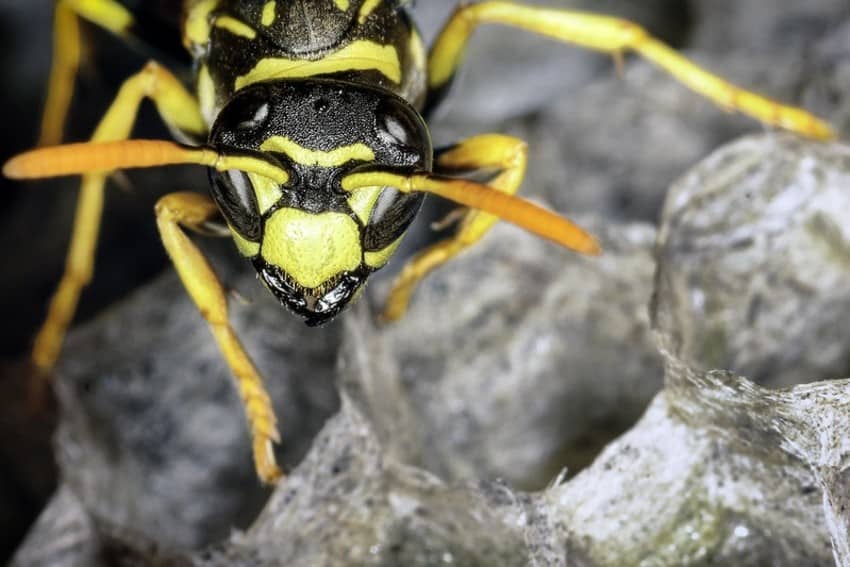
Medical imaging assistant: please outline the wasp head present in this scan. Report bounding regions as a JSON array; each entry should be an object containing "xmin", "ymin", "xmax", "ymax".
[{"xmin": 207, "ymin": 79, "xmax": 432, "ymax": 325}]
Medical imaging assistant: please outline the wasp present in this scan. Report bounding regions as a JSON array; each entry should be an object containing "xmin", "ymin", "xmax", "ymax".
[{"xmin": 3, "ymin": 0, "xmax": 833, "ymax": 483}]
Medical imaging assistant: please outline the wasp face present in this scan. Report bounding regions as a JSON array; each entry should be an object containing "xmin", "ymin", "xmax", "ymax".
[{"xmin": 207, "ymin": 80, "xmax": 432, "ymax": 325}]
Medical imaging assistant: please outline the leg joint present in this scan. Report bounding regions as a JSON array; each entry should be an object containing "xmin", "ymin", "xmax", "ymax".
[
  {"xmin": 508, "ymin": 140, "xmax": 528, "ymax": 169},
  {"xmin": 154, "ymin": 195, "xmax": 178, "ymax": 222},
  {"xmin": 155, "ymin": 192, "xmax": 218, "ymax": 226},
  {"xmin": 139, "ymin": 60, "xmax": 164, "ymax": 95}
]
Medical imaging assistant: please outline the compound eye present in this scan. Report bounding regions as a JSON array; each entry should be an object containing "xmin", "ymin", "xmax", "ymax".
[
  {"xmin": 379, "ymin": 114, "xmax": 412, "ymax": 146},
  {"xmin": 209, "ymin": 169, "xmax": 262, "ymax": 241},
  {"xmin": 375, "ymin": 99, "xmax": 431, "ymax": 168},
  {"xmin": 209, "ymin": 85, "xmax": 272, "ymax": 149},
  {"xmin": 229, "ymin": 85, "xmax": 272, "ymax": 132},
  {"xmin": 362, "ymin": 187, "xmax": 423, "ymax": 252}
]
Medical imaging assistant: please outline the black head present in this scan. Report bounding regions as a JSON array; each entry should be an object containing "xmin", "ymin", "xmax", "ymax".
[{"xmin": 207, "ymin": 79, "xmax": 432, "ymax": 325}]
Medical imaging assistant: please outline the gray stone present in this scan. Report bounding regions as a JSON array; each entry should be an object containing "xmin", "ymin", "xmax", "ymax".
[
  {"xmin": 14, "ymin": 137, "xmax": 850, "ymax": 565},
  {"xmin": 29, "ymin": 247, "xmax": 340, "ymax": 553},
  {"xmin": 350, "ymin": 218, "xmax": 660, "ymax": 489},
  {"xmin": 553, "ymin": 390, "xmax": 835, "ymax": 566},
  {"xmin": 210, "ymin": 397, "xmax": 539, "ymax": 567},
  {"xmin": 656, "ymin": 344, "xmax": 850, "ymax": 566},
  {"xmin": 11, "ymin": 487, "xmax": 98, "ymax": 567},
  {"xmin": 688, "ymin": 0, "xmax": 850, "ymax": 55},
  {"xmin": 533, "ymin": 45, "xmax": 850, "ymax": 218},
  {"xmin": 654, "ymin": 135, "xmax": 850, "ymax": 386},
  {"xmin": 803, "ymin": 18, "xmax": 850, "ymax": 138}
]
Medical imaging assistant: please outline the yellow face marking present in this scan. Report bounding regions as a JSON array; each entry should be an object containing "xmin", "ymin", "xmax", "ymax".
[
  {"xmin": 347, "ymin": 186, "xmax": 384, "ymax": 224},
  {"xmin": 261, "ymin": 1, "xmax": 276, "ymax": 26},
  {"xmin": 261, "ymin": 208, "xmax": 362, "ymax": 289},
  {"xmin": 365, "ymin": 234, "xmax": 404, "ymax": 269},
  {"xmin": 197, "ymin": 65, "xmax": 216, "ymax": 125},
  {"xmin": 231, "ymin": 228, "xmax": 260, "ymax": 257},
  {"xmin": 184, "ymin": 0, "xmax": 220, "ymax": 46},
  {"xmin": 357, "ymin": 0, "xmax": 381, "ymax": 24},
  {"xmin": 334, "ymin": 0, "xmax": 350, "ymax": 11},
  {"xmin": 214, "ymin": 16, "xmax": 257, "ymax": 39},
  {"xmin": 260, "ymin": 136, "xmax": 375, "ymax": 167},
  {"xmin": 235, "ymin": 40, "xmax": 402, "ymax": 90},
  {"xmin": 247, "ymin": 172, "xmax": 283, "ymax": 214}
]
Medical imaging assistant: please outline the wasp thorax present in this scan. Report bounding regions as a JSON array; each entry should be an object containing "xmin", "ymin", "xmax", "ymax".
[{"xmin": 206, "ymin": 79, "xmax": 433, "ymax": 324}]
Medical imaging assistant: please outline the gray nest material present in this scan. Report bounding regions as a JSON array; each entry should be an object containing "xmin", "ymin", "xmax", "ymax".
[{"xmin": 13, "ymin": 134, "xmax": 850, "ymax": 567}]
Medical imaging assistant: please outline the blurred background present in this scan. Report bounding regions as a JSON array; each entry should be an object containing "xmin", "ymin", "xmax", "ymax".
[
  {"xmin": 1, "ymin": 0, "xmax": 848, "ymax": 562},
  {"xmin": 0, "ymin": 2, "xmax": 202, "ymax": 560}
]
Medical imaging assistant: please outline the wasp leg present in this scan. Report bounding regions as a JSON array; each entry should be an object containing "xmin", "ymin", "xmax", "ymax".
[
  {"xmin": 40, "ymin": 2, "xmax": 82, "ymax": 146},
  {"xmin": 155, "ymin": 192, "xmax": 282, "ymax": 484},
  {"xmin": 427, "ymin": 2, "xmax": 834, "ymax": 140},
  {"xmin": 382, "ymin": 133, "xmax": 527, "ymax": 321},
  {"xmin": 31, "ymin": 61, "xmax": 205, "ymax": 381},
  {"xmin": 40, "ymin": 0, "xmax": 134, "ymax": 146}
]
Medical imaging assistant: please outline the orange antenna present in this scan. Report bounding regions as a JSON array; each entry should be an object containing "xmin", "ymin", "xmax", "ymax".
[
  {"xmin": 342, "ymin": 170, "xmax": 601, "ymax": 255},
  {"xmin": 3, "ymin": 139, "xmax": 289, "ymax": 183}
]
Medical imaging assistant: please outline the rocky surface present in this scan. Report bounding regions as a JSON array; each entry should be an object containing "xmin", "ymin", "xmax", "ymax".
[
  {"xmin": 5, "ymin": 1, "xmax": 850, "ymax": 566},
  {"xmin": 655, "ymin": 135, "xmax": 850, "ymax": 386},
  {"xmin": 13, "ymin": 134, "xmax": 850, "ymax": 566},
  {"xmin": 50, "ymin": 247, "xmax": 341, "ymax": 551},
  {"xmin": 346, "ymin": 219, "xmax": 660, "ymax": 489}
]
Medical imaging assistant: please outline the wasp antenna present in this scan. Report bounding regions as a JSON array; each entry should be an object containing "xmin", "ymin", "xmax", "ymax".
[
  {"xmin": 3, "ymin": 140, "xmax": 215, "ymax": 179},
  {"xmin": 3, "ymin": 140, "xmax": 289, "ymax": 184},
  {"xmin": 341, "ymin": 170, "xmax": 602, "ymax": 256}
]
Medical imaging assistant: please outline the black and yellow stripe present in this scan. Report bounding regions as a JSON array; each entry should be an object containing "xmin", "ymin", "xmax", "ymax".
[{"xmin": 186, "ymin": 0, "xmax": 428, "ymax": 124}]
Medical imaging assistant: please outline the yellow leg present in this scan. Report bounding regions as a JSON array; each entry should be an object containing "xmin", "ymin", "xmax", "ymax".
[
  {"xmin": 382, "ymin": 133, "xmax": 527, "ymax": 320},
  {"xmin": 428, "ymin": 2, "xmax": 834, "ymax": 140},
  {"xmin": 39, "ymin": 2, "xmax": 82, "ymax": 146},
  {"xmin": 31, "ymin": 61, "xmax": 205, "ymax": 378},
  {"xmin": 40, "ymin": 0, "xmax": 135, "ymax": 146},
  {"xmin": 155, "ymin": 192, "xmax": 282, "ymax": 484}
]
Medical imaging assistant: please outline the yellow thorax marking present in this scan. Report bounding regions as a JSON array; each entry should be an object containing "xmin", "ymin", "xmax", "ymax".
[
  {"xmin": 334, "ymin": 0, "xmax": 350, "ymax": 11},
  {"xmin": 235, "ymin": 40, "xmax": 402, "ymax": 90},
  {"xmin": 358, "ymin": 0, "xmax": 382, "ymax": 24},
  {"xmin": 409, "ymin": 28, "xmax": 426, "ymax": 71},
  {"xmin": 184, "ymin": 0, "xmax": 220, "ymax": 46},
  {"xmin": 260, "ymin": 136, "xmax": 375, "ymax": 167},
  {"xmin": 214, "ymin": 16, "xmax": 257, "ymax": 39},
  {"xmin": 197, "ymin": 65, "xmax": 216, "ymax": 125},
  {"xmin": 262, "ymin": 209, "xmax": 362, "ymax": 289},
  {"xmin": 261, "ymin": 1, "xmax": 276, "ymax": 26}
]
